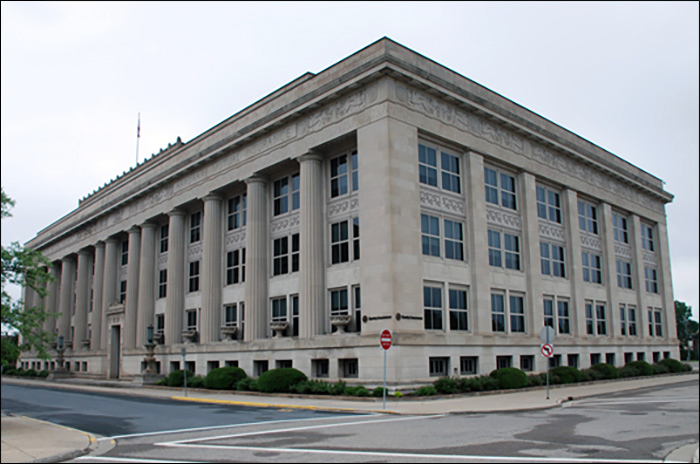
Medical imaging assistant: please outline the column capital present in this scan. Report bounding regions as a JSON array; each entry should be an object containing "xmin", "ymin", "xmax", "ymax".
[
  {"xmin": 95, "ymin": 240, "xmax": 106, "ymax": 248},
  {"xmin": 78, "ymin": 248, "xmax": 92, "ymax": 257},
  {"xmin": 202, "ymin": 193, "xmax": 223, "ymax": 203},
  {"xmin": 245, "ymin": 175, "xmax": 267, "ymax": 186},
  {"xmin": 168, "ymin": 208, "xmax": 187, "ymax": 217},
  {"xmin": 140, "ymin": 221, "xmax": 158, "ymax": 230},
  {"xmin": 61, "ymin": 255, "xmax": 75, "ymax": 264},
  {"xmin": 128, "ymin": 226, "xmax": 141, "ymax": 235},
  {"xmin": 297, "ymin": 151, "xmax": 323, "ymax": 164},
  {"xmin": 105, "ymin": 236, "xmax": 120, "ymax": 245}
]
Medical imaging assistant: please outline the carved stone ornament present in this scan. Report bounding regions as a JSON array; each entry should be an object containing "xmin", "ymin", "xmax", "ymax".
[
  {"xmin": 580, "ymin": 232, "xmax": 602, "ymax": 251},
  {"xmin": 643, "ymin": 251, "xmax": 658, "ymax": 266},
  {"xmin": 539, "ymin": 223, "xmax": 566, "ymax": 243},
  {"xmin": 614, "ymin": 243, "xmax": 633, "ymax": 259},
  {"xmin": 269, "ymin": 321, "xmax": 289, "ymax": 338},
  {"xmin": 220, "ymin": 325, "xmax": 238, "ymax": 341},
  {"xmin": 182, "ymin": 329, "xmax": 198, "ymax": 343},
  {"xmin": 330, "ymin": 314, "xmax": 353, "ymax": 334},
  {"xmin": 486, "ymin": 206, "xmax": 522, "ymax": 231}
]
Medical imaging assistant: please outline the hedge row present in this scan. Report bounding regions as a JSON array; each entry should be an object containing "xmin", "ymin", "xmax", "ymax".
[
  {"xmin": 431, "ymin": 359, "xmax": 693, "ymax": 395},
  {"xmin": 1, "ymin": 367, "xmax": 50, "ymax": 378}
]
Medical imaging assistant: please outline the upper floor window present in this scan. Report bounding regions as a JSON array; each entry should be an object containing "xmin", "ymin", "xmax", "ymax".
[
  {"xmin": 419, "ymin": 143, "xmax": 461, "ymax": 194},
  {"xmin": 540, "ymin": 242, "xmax": 566, "ymax": 278},
  {"xmin": 488, "ymin": 230, "xmax": 521, "ymax": 270},
  {"xmin": 424, "ymin": 285, "xmax": 443, "ymax": 330},
  {"xmin": 585, "ymin": 301, "xmax": 607, "ymax": 335},
  {"xmin": 644, "ymin": 266, "xmax": 658, "ymax": 293},
  {"xmin": 578, "ymin": 200, "xmax": 598, "ymax": 234},
  {"xmin": 331, "ymin": 218, "xmax": 359, "ymax": 265},
  {"xmin": 616, "ymin": 259, "xmax": 633, "ymax": 289},
  {"xmin": 484, "ymin": 166, "xmax": 517, "ymax": 210},
  {"xmin": 158, "ymin": 269, "xmax": 167, "ymax": 299},
  {"xmin": 491, "ymin": 291, "xmax": 526, "ymax": 333},
  {"xmin": 121, "ymin": 240, "xmax": 129, "ymax": 266},
  {"xmin": 330, "ymin": 151, "xmax": 358, "ymax": 198},
  {"xmin": 273, "ymin": 174, "xmax": 299, "ymax": 216},
  {"xmin": 620, "ymin": 304, "xmax": 638, "ymax": 336},
  {"xmin": 160, "ymin": 224, "xmax": 169, "ymax": 253},
  {"xmin": 190, "ymin": 212, "xmax": 201, "ymax": 244},
  {"xmin": 648, "ymin": 307, "xmax": 663, "ymax": 337},
  {"xmin": 613, "ymin": 212, "xmax": 628, "ymax": 244},
  {"xmin": 449, "ymin": 288, "xmax": 469, "ymax": 331},
  {"xmin": 188, "ymin": 260, "xmax": 200, "ymax": 293},
  {"xmin": 227, "ymin": 194, "xmax": 247, "ymax": 230},
  {"xmin": 544, "ymin": 296, "xmax": 571, "ymax": 334},
  {"xmin": 582, "ymin": 251, "xmax": 603, "ymax": 284},
  {"xmin": 641, "ymin": 223, "xmax": 655, "ymax": 251},
  {"xmin": 273, "ymin": 234, "xmax": 299, "ymax": 276},
  {"xmin": 226, "ymin": 248, "xmax": 246, "ymax": 285},
  {"xmin": 536, "ymin": 186, "xmax": 562, "ymax": 224}
]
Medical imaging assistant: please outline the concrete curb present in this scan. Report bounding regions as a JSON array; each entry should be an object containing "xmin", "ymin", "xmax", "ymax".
[{"xmin": 17, "ymin": 415, "xmax": 96, "ymax": 464}]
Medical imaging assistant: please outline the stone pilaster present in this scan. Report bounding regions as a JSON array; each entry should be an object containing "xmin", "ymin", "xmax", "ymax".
[
  {"xmin": 520, "ymin": 172, "xmax": 544, "ymax": 339},
  {"xmin": 201, "ymin": 194, "xmax": 223, "ymax": 344},
  {"xmin": 600, "ymin": 203, "xmax": 620, "ymax": 339},
  {"xmin": 91, "ymin": 242, "xmax": 105, "ymax": 350},
  {"xmin": 244, "ymin": 176, "xmax": 268, "ymax": 341},
  {"xmin": 57, "ymin": 256, "xmax": 75, "ymax": 345},
  {"xmin": 629, "ymin": 214, "xmax": 646, "ymax": 340},
  {"xmin": 655, "ymin": 221, "xmax": 677, "ymax": 344},
  {"xmin": 563, "ymin": 189, "xmax": 584, "ymax": 337},
  {"xmin": 298, "ymin": 153, "xmax": 325, "ymax": 338},
  {"xmin": 137, "ymin": 222, "xmax": 157, "ymax": 347},
  {"xmin": 124, "ymin": 227, "xmax": 141, "ymax": 349},
  {"xmin": 74, "ymin": 249, "xmax": 91, "ymax": 349},
  {"xmin": 101, "ymin": 238, "xmax": 119, "ymax": 350},
  {"xmin": 166, "ymin": 210, "xmax": 186, "ymax": 345}
]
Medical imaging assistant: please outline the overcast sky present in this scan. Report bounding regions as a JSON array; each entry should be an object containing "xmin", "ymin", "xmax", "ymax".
[{"xmin": 2, "ymin": 2, "xmax": 698, "ymax": 321}]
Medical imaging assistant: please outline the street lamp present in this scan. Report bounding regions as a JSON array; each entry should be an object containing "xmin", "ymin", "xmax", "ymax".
[
  {"xmin": 56, "ymin": 335, "xmax": 66, "ymax": 371},
  {"xmin": 143, "ymin": 324, "xmax": 157, "ymax": 374}
]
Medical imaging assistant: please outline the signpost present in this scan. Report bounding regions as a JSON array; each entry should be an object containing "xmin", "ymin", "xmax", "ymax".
[
  {"xmin": 380, "ymin": 329, "xmax": 392, "ymax": 410},
  {"xmin": 181, "ymin": 347, "xmax": 187, "ymax": 397},
  {"xmin": 539, "ymin": 326, "xmax": 556, "ymax": 400}
]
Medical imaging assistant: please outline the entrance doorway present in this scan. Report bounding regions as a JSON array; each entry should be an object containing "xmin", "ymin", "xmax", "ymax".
[{"xmin": 110, "ymin": 325, "xmax": 121, "ymax": 379}]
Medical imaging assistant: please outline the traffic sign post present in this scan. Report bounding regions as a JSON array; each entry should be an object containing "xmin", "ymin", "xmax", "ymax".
[
  {"xmin": 181, "ymin": 347, "xmax": 187, "ymax": 397},
  {"xmin": 380, "ymin": 329, "xmax": 392, "ymax": 410},
  {"xmin": 539, "ymin": 327, "xmax": 556, "ymax": 400}
]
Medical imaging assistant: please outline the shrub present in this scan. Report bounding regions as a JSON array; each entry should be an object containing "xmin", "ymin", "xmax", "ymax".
[
  {"xmin": 433, "ymin": 377, "xmax": 458, "ymax": 394},
  {"xmin": 527, "ymin": 374, "xmax": 545, "ymax": 387},
  {"xmin": 290, "ymin": 379, "xmax": 332, "ymax": 395},
  {"xmin": 2, "ymin": 367, "xmax": 16, "ymax": 376},
  {"xmin": 344, "ymin": 385, "xmax": 370, "ymax": 397},
  {"xmin": 166, "ymin": 370, "xmax": 194, "ymax": 387},
  {"xmin": 235, "ymin": 377, "xmax": 258, "ymax": 391},
  {"xmin": 23, "ymin": 369, "xmax": 38, "ymax": 377},
  {"xmin": 490, "ymin": 367, "xmax": 527, "ymax": 390},
  {"xmin": 658, "ymin": 358, "xmax": 685, "ymax": 373},
  {"xmin": 37, "ymin": 370, "xmax": 50, "ymax": 378},
  {"xmin": 256, "ymin": 368, "xmax": 307, "ymax": 393},
  {"xmin": 591, "ymin": 363, "xmax": 619, "ymax": 380},
  {"xmin": 652, "ymin": 363, "xmax": 670, "ymax": 375},
  {"xmin": 580, "ymin": 368, "xmax": 601, "ymax": 382},
  {"xmin": 620, "ymin": 365, "xmax": 639, "ymax": 378},
  {"xmin": 188, "ymin": 375, "xmax": 206, "ymax": 389},
  {"xmin": 624, "ymin": 360, "xmax": 653, "ymax": 377},
  {"xmin": 205, "ymin": 366, "xmax": 248, "ymax": 390},
  {"xmin": 331, "ymin": 380, "xmax": 347, "ymax": 396},
  {"xmin": 372, "ymin": 386, "xmax": 388, "ymax": 397},
  {"xmin": 415, "ymin": 385, "xmax": 438, "ymax": 396},
  {"xmin": 393, "ymin": 391, "xmax": 403, "ymax": 398},
  {"xmin": 549, "ymin": 366, "xmax": 582, "ymax": 385}
]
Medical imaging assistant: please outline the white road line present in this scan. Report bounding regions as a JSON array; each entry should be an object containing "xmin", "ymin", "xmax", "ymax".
[
  {"xmin": 75, "ymin": 458, "xmax": 195, "ymax": 463},
  {"xmin": 158, "ymin": 414, "xmax": 445, "ymax": 446},
  {"xmin": 154, "ymin": 443, "xmax": 665, "ymax": 463},
  {"xmin": 100, "ymin": 413, "xmax": 375, "ymax": 441},
  {"xmin": 569, "ymin": 398, "xmax": 699, "ymax": 407}
]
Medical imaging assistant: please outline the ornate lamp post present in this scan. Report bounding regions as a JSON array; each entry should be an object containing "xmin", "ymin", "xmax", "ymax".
[
  {"xmin": 143, "ymin": 324, "xmax": 158, "ymax": 374},
  {"xmin": 56, "ymin": 335, "xmax": 66, "ymax": 371}
]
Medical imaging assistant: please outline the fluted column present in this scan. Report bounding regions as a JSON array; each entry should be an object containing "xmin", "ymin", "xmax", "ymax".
[
  {"xmin": 298, "ymin": 153, "xmax": 325, "ymax": 338},
  {"xmin": 166, "ymin": 209, "xmax": 186, "ymax": 345},
  {"xmin": 101, "ymin": 238, "xmax": 119, "ymax": 350},
  {"xmin": 244, "ymin": 176, "xmax": 268, "ymax": 341},
  {"xmin": 137, "ymin": 222, "xmax": 157, "ymax": 346},
  {"xmin": 74, "ymin": 249, "xmax": 91, "ymax": 349},
  {"xmin": 124, "ymin": 227, "xmax": 141, "ymax": 349},
  {"xmin": 201, "ymin": 194, "xmax": 223, "ymax": 344},
  {"xmin": 91, "ymin": 242, "xmax": 105, "ymax": 350},
  {"xmin": 43, "ymin": 263, "xmax": 60, "ymax": 335},
  {"xmin": 57, "ymin": 256, "xmax": 75, "ymax": 345}
]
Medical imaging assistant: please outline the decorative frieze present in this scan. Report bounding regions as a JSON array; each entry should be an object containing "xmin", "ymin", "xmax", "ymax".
[
  {"xmin": 298, "ymin": 85, "xmax": 379, "ymax": 137},
  {"xmin": 224, "ymin": 230, "xmax": 246, "ymax": 251},
  {"xmin": 486, "ymin": 206, "xmax": 522, "ymax": 231},
  {"xmin": 328, "ymin": 197, "xmax": 360, "ymax": 219},
  {"xmin": 420, "ymin": 190, "xmax": 466, "ymax": 217},
  {"xmin": 270, "ymin": 214, "xmax": 300, "ymax": 236},
  {"xmin": 539, "ymin": 222, "xmax": 566, "ymax": 243},
  {"xmin": 643, "ymin": 251, "xmax": 658, "ymax": 266},
  {"xmin": 614, "ymin": 243, "xmax": 633, "ymax": 259},
  {"xmin": 187, "ymin": 243, "xmax": 203, "ymax": 260},
  {"xmin": 580, "ymin": 232, "xmax": 602, "ymax": 251}
]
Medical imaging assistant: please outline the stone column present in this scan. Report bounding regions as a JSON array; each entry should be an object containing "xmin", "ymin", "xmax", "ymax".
[
  {"xmin": 43, "ymin": 263, "xmax": 60, "ymax": 335},
  {"xmin": 124, "ymin": 227, "xmax": 141, "ymax": 349},
  {"xmin": 298, "ymin": 153, "xmax": 325, "ymax": 338},
  {"xmin": 166, "ymin": 210, "xmax": 186, "ymax": 345},
  {"xmin": 91, "ymin": 242, "xmax": 105, "ymax": 350},
  {"xmin": 57, "ymin": 256, "xmax": 75, "ymax": 345},
  {"xmin": 101, "ymin": 238, "xmax": 119, "ymax": 350},
  {"xmin": 465, "ymin": 152, "xmax": 490, "ymax": 335},
  {"xmin": 137, "ymin": 222, "xmax": 157, "ymax": 347},
  {"xmin": 563, "ymin": 189, "xmax": 584, "ymax": 337},
  {"xmin": 244, "ymin": 176, "xmax": 268, "ymax": 341},
  {"xmin": 655, "ymin": 221, "xmax": 677, "ymax": 344},
  {"xmin": 74, "ymin": 249, "xmax": 91, "ymax": 349},
  {"xmin": 629, "ymin": 214, "xmax": 647, "ymax": 339},
  {"xmin": 200, "ymin": 194, "xmax": 223, "ymax": 344},
  {"xmin": 520, "ymin": 172, "xmax": 544, "ymax": 340},
  {"xmin": 600, "ymin": 203, "xmax": 620, "ymax": 339}
]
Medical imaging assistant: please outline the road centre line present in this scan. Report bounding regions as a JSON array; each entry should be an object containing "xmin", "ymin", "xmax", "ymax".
[
  {"xmin": 159, "ymin": 414, "xmax": 446, "ymax": 446},
  {"xmin": 76, "ymin": 457, "xmax": 195, "ymax": 463},
  {"xmin": 100, "ymin": 413, "xmax": 374, "ymax": 441},
  {"xmin": 154, "ymin": 443, "xmax": 665, "ymax": 463},
  {"xmin": 567, "ymin": 398, "xmax": 699, "ymax": 407}
]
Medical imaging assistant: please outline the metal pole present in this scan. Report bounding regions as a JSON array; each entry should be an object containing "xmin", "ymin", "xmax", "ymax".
[
  {"xmin": 182, "ymin": 350, "xmax": 187, "ymax": 397},
  {"xmin": 383, "ymin": 349, "xmax": 387, "ymax": 410},
  {"xmin": 546, "ymin": 329, "xmax": 550, "ymax": 400}
]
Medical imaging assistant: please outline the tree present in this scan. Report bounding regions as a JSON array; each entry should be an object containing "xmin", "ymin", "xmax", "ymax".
[
  {"xmin": 1, "ymin": 188, "xmax": 55, "ymax": 364},
  {"xmin": 675, "ymin": 300, "xmax": 699, "ymax": 361}
]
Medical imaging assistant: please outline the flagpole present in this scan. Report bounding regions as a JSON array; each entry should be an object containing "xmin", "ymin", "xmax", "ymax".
[{"xmin": 135, "ymin": 112, "xmax": 141, "ymax": 165}]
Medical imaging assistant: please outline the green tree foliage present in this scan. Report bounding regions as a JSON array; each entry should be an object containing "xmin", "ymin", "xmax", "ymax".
[
  {"xmin": 1, "ymin": 188, "xmax": 55, "ymax": 362},
  {"xmin": 675, "ymin": 300, "xmax": 699, "ymax": 360}
]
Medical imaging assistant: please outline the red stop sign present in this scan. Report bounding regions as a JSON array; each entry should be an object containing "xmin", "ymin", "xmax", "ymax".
[{"xmin": 380, "ymin": 329, "xmax": 393, "ymax": 350}]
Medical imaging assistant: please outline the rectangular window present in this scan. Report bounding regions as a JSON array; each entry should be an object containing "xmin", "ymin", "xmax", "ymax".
[
  {"xmin": 628, "ymin": 306, "xmax": 637, "ymax": 336},
  {"xmin": 158, "ymin": 269, "xmax": 167, "ymax": 299},
  {"xmin": 545, "ymin": 296, "xmax": 571, "ymax": 334},
  {"xmin": 351, "ymin": 151, "xmax": 359, "ymax": 192},
  {"xmin": 156, "ymin": 314, "xmax": 165, "ymax": 342},
  {"xmin": 419, "ymin": 144, "xmax": 438, "ymax": 187},
  {"xmin": 616, "ymin": 259, "xmax": 633, "ymax": 289},
  {"xmin": 541, "ymin": 242, "xmax": 566, "ymax": 277},
  {"xmin": 424, "ymin": 286, "xmax": 443, "ymax": 330},
  {"xmin": 273, "ymin": 177, "xmax": 289, "ymax": 216},
  {"xmin": 121, "ymin": 240, "xmax": 129, "ymax": 266},
  {"xmin": 441, "ymin": 151, "xmax": 461, "ymax": 194},
  {"xmin": 444, "ymin": 219, "xmax": 464, "ymax": 261},
  {"xmin": 491, "ymin": 292, "xmax": 505, "ymax": 332},
  {"xmin": 340, "ymin": 358, "xmax": 359, "ymax": 378},
  {"xmin": 160, "ymin": 224, "xmax": 169, "ymax": 253},
  {"xmin": 654, "ymin": 308, "xmax": 663, "ymax": 337},
  {"xmin": 291, "ymin": 295, "xmax": 299, "ymax": 337},
  {"xmin": 544, "ymin": 297, "xmax": 554, "ymax": 329},
  {"xmin": 291, "ymin": 173, "xmax": 300, "ymax": 210},
  {"xmin": 312, "ymin": 359, "xmax": 329, "ymax": 378},
  {"xmin": 488, "ymin": 230, "xmax": 502, "ymax": 267},
  {"xmin": 648, "ymin": 308, "xmax": 654, "ymax": 337},
  {"xmin": 460, "ymin": 356, "xmax": 478, "ymax": 375},
  {"xmin": 645, "ymin": 266, "xmax": 658, "ymax": 293},
  {"xmin": 421, "ymin": 214, "xmax": 441, "ymax": 257},
  {"xmin": 641, "ymin": 223, "xmax": 654, "ymax": 252},
  {"xmin": 353, "ymin": 286, "xmax": 361, "ymax": 334},
  {"xmin": 606, "ymin": 353, "xmax": 616, "ymax": 366},
  {"xmin": 590, "ymin": 353, "xmax": 601, "ymax": 366},
  {"xmin": 186, "ymin": 309, "xmax": 197, "ymax": 331},
  {"xmin": 520, "ymin": 355, "xmax": 534, "ymax": 372},
  {"xmin": 449, "ymin": 288, "xmax": 468, "ymax": 331},
  {"xmin": 271, "ymin": 297, "xmax": 287, "ymax": 322},
  {"xmin": 254, "ymin": 360, "xmax": 269, "ymax": 377},
  {"xmin": 582, "ymin": 251, "xmax": 603, "ymax": 284},
  {"xmin": 331, "ymin": 154, "xmax": 350, "ymax": 197},
  {"xmin": 330, "ymin": 288, "xmax": 349, "ymax": 316},
  {"xmin": 557, "ymin": 300, "xmax": 570, "ymax": 334},
  {"xmin": 613, "ymin": 212, "xmax": 629, "ymax": 244},
  {"xmin": 331, "ymin": 220, "xmax": 350, "ymax": 264},
  {"xmin": 596, "ymin": 303, "xmax": 607, "ymax": 335},
  {"xmin": 224, "ymin": 304, "xmax": 237, "ymax": 326},
  {"xmin": 227, "ymin": 194, "xmax": 247, "ymax": 230},
  {"xmin": 489, "ymin": 230, "xmax": 520, "ymax": 270},
  {"xmin": 273, "ymin": 237, "xmax": 289, "ymax": 276},
  {"xmin": 510, "ymin": 295, "xmax": 525, "ymax": 333},
  {"xmin": 585, "ymin": 301, "xmax": 594, "ymax": 335},
  {"xmin": 496, "ymin": 356, "xmax": 512, "ymax": 369},
  {"xmin": 188, "ymin": 260, "xmax": 200, "ymax": 293},
  {"xmin": 578, "ymin": 200, "xmax": 598, "ymax": 234},
  {"xmin": 620, "ymin": 304, "xmax": 627, "ymax": 336},
  {"xmin": 226, "ymin": 248, "xmax": 246, "ymax": 285},
  {"xmin": 484, "ymin": 166, "xmax": 517, "ymax": 210},
  {"xmin": 190, "ymin": 212, "xmax": 201, "ymax": 243},
  {"xmin": 352, "ymin": 219, "xmax": 360, "ymax": 261},
  {"xmin": 119, "ymin": 280, "xmax": 127, "ymax": 304},
  {"xmin": 536, "ymin": 186, "xmax": 562, "ymax": 223},
  {"xmin": 567, "ymin": 354, "xmax": 579, "ymax": 368},
  {"xmin": 429, "ymin": 357, "xmax": 449, "ymax": 377}
]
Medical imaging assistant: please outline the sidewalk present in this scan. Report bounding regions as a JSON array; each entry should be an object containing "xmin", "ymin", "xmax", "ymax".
[{"xmin": 1, "ymin": 372, "xmax": 698, "ymax": 462}]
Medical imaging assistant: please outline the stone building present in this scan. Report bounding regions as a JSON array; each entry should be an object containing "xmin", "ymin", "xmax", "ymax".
[{"xmin": 20, "ymin": 38, "xmax": 678, "ymax": 385}]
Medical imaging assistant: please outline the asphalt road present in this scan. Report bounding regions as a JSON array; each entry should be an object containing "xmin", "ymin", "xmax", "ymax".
[{"xmin": 2, "ymin": 379, "xmax": 698, "ymax": 463}]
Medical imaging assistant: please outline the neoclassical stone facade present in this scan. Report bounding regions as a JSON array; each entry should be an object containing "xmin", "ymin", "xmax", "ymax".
[{"xmin": 20, "ymin": 38, "xmax": 678, "ymax": 385}]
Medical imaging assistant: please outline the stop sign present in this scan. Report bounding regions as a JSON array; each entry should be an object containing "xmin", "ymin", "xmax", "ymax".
[{"xmin": 380, "ymin": 329, "xmax": 393, "ymax": 350}]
